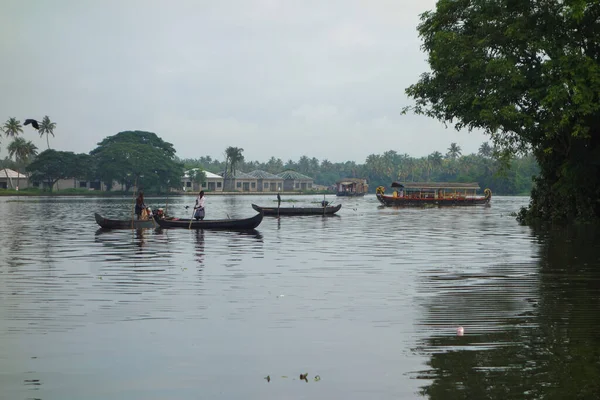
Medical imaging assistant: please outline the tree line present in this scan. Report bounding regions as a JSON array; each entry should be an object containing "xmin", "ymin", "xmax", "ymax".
[{"xmin": 2, "ymin": 119, "xmax": 537, "ymax": 195}]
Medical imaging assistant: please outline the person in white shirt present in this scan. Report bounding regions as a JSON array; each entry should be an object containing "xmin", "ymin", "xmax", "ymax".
[{"xmin": 194, "ymin": 190, "xmax": 205, "ymax": 220}]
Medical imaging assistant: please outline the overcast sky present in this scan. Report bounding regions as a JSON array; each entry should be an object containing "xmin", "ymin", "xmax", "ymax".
[{"xmin": 0, "ymin": 0, "xmax": 487, "ymax": 164}]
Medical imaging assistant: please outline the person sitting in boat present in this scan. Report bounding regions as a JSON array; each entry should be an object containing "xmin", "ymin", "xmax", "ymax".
[
  {"xmin": 321, "ymin": 200, "xmax": 329, "ymax": 207},
  {"xmin": 135, "ymin": 192, "xmax": 146, "ymax": 220},
  {"xmin": 194, "ymin": 190, "xmax": 205, "ymax": 221}
]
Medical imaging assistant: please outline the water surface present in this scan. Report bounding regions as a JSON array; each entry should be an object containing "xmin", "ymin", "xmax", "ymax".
[{"xmin": 1, "ymin": 194, "xmax": 598, "ymax": 399}]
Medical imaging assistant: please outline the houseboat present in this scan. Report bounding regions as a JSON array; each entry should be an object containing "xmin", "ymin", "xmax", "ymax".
[
  {"xmin": 336, "ymin": 178, "xmax": 368, "ymax": 197},
  {"xmin": 375, "ymin": 182, "xmax": 491, "ymax": 206}
]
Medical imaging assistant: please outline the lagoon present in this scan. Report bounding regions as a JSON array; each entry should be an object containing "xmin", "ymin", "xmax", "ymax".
[{"xmin": 1, "ymin": 195, "xmax": 599, "ymax": 399}]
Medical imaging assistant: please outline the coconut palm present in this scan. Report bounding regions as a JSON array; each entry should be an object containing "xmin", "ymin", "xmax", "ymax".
[
  {"xmin": 38, "ymin": 115, "xmax": 56, "ymax": 149},
  {"xmin": 8, "ymin": 137, "xmax": 38, "ymax": 168},
  {"xmin": 446, "ymin": 142, "xmax": 462, "ymax": 160},
  {"xmin": 478, "ymin": 142, "xmax": 493, "ymax": 158},
  {"xmin": 8, "ymin": 138, "xmax": 37, "ymax": 188},
  {"xmin": 1, "ymin": 117, "xmax": 23, "ymax": 188},
  {"xmin": 225, "ymin": 146, "xmax": 244, "ymax": 176}
]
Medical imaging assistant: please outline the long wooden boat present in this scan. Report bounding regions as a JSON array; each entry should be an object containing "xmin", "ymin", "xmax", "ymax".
[
  {"xmin": 252, "ymin": 203, "xmax": 342, "ymax": 216},
  {"xmin": 375, "ymin": 182, "xmax": 491, "ymax": 207},
  {"xmin": 95, "ymin": 213, "xmax": 158, "ymax": 229},
  {"xmin": 155, "ymin": 212, "xmax": 263, "ymax": 230}
]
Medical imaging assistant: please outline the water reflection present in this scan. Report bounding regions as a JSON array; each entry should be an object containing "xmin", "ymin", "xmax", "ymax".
[
  {"xmin": 195, "ymin": 229, "xmax": 205, "ymax": 266},
  {"xmin": 415, "ymin": 224, "xmax": 600, "ymax": 399}
]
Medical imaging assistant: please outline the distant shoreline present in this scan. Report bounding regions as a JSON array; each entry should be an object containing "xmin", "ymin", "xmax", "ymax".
[{"xmin": 0, "ymin": 190, "xmax": 334, "ymax": 197}]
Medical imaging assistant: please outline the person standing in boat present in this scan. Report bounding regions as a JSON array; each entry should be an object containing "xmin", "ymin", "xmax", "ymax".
[
  {"xmin": 135, "ymin": 191, "xmax": 146, "ymax": 220},
  {"xmin": 194, "ymin": 190, "xmax": 206, "ymax": 220},
  {"xmin": 277, "ymin": 192, "xmax": 281, "ymax": 208}
]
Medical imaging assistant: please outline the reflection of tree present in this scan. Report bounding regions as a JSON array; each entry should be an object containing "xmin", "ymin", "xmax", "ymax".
[{"xmin": 416, "ymin": 225, "xmax": 600, "ymax": 399}]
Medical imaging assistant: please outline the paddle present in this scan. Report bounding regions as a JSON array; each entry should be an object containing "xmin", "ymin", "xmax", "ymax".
[{"xmin": 188, "ymin": 206, "xmax": 195, "ymax": 229}]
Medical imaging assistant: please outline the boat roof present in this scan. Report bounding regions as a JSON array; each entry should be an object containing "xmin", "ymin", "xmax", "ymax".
[
  {"xmin": 336, "ymin": 178, "xmax": 367, "ymax": 184},
  {"xmin": 391, "ymin": 182, "xmax": 481, "ymax": 190}
]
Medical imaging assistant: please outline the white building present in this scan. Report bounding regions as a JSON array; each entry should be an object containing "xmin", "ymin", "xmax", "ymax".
[
  {"xmin": 0, "ymin": 168, "xmax": 29, "ymax": 190},
  {"xmin": 182, "ymin": 169, "xmax": 224, "ymax": 192}
]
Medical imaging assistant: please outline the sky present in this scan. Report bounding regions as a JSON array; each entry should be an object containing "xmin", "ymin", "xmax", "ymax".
[{"xmin": 0, "ymin": 0, "xmax": 488, "ymax": 164}]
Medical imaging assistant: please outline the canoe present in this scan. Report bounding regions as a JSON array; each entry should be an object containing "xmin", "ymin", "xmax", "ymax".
[
  {"xmin": 155, "ymin": 212, "xmax": 263, "ymax": 230},
  {"xmin": 251, "ymin": 203, "xmax": 342, "ymax": 216},
  {"xmin": 95, "ymin": 213, "xmax": 158, "ymax": 229}
]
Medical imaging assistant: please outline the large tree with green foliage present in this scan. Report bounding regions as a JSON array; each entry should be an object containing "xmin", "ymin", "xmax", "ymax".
[
  {"xmin": 403, "ymin": 0, "xmax": 600, "ymax": 224},
  {"xmin": 26, "ymin": 149, "xmax": 91, "ymax": 191},
  {"xmin": 90, "ymin": 131, "xmax": 183, "ymax": 192}
]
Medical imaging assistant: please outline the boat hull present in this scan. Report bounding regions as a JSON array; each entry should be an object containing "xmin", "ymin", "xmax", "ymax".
[
  {"xmin": 95, "ymin": 213, "xmax": 157, "ymax": 229},
  {"xmin": 252, "ymin": 203, "xmax": 341, "ymax": 216},
  {"xmin": 155, "ymin": 212, "xmax": 263, "ymax": 230},
  {"xmin": 376, "ymin": 192, "xmax": 491, "ymax": 207},
  {"xmin": 336, "ymin": 192, "xmax": 365, "ymax": 197}
]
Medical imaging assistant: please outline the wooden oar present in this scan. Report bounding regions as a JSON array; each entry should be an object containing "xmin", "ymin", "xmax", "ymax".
[{"xmin": 188, "ymin": 206, "xmax": 195, "ymax": 229}]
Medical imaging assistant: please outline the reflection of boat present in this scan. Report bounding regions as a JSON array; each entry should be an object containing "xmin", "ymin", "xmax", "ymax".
[
  {"xmin": 251, "ymin": 203, "xmax": 341, "ymax": 216},
  {"xmin": 156, "ymin": 212, "xmax": 263, "ymax": 230},
  {"xmin": 376, "ymin": 182, "xmax": 492, "ymax": 207},
  {"xmin": 94, "ymin": 213, "xmax": 158, "ymax": 229}
]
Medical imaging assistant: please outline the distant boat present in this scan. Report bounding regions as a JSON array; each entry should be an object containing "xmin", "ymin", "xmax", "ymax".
[
  {"xmin": 376, "ymin": 182, "xmax": 491, "ymax": 207},
  {"xmin": 252, "ymin": 203, "xmax": 341, "ymax": 216},
  {"xmin": 336, "ymin": 178, "xmax": 368, "ymax": 197}
]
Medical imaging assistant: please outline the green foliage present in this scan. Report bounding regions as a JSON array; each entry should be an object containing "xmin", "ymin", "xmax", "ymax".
[
  {"xmin": 90, "ymin": 131, "xmax": 183, "ymax": 192},
  {"xmin": 26, "ymin": 149, "xmax": 90, "ymax": 191},
  {"xmin": 183, "ymin": 143, "xmax": 538, "ymax": 195},
  {"xmin": 404, "ymin": 0, "xmax": 600, "ymax": 224}
]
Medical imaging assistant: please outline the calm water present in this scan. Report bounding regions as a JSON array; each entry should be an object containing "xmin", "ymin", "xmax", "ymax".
[{"xmin": 0, "ymin": 194, "xmax": 599, "ymax": 399}]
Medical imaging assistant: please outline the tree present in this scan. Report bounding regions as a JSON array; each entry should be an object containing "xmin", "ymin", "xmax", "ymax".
[
  {"xmin": 7, "ymin": 137, "xmax": 38, "ymax": 173},
  {"xmin": 26, "ymin": 150, "xmax": 79, "ymax": 191},
  {"xmin": 38, "ymin": 116, "xmax": 56, "ymax": 149},
  {"xmin": 404, "ymin": 0, "xmax": 600, "ymax": 223},
  {"xmin": 1, "ymin": 117, "xmax": 23, "ymax": 188},
  {"xmin": 90, "ymin": 131, "xmax": 183, "ymax": 192},
  {"xmin": 478, "ymin": 142, "xmax": 493, "ymax": 158},
  {"xmin": 446, "ymin": 143, "xmax": 462, "ymax": 160},
  {"xmin": 190, "ymin": 168, "xmax": 207, "ymax": 191},
  {"xmin": 429, "ymin": 151, "xmax": 444, "ymax": 172},
  {"xmin": 224, "ymin": 146, "xmax": 244, "ymax": 176}
]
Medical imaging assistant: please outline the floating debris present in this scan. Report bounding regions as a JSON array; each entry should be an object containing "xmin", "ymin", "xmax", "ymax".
[
  {"xmin": 300, "ymin": 373, "xmax": 308, "ymax": 383},
  {"xmin": 314, "ymin": 375, "xmax": 321, "ymax": 382},
  {"xmin": 264, "ymin": 375, "xmax": 270, "ymax": 383},
  {"xmin": 456, "ymin": 326, "xmax": 464, "ymax": 336}
]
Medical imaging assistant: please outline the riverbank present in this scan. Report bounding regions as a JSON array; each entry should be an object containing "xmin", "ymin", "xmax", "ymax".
[{"xmin": 0, "ymin": 188, "xmax": 333, "ymax": 197}]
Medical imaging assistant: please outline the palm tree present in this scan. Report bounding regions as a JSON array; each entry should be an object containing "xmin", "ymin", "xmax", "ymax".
[
  {"xmin": 478, "ymin": 142, "xmax": 493, "ymax": 158},
  {"xmin": 225, "ymin": 146, "xmax": 244, "ymax": 176},
  {"xmin": 2, "ymin": 117, "xmax": 23, "ymax": 189},
  {"xmin": 8, "ymin": 137, "xmax": 38, "ymax": 166},
  {"xmin": 38, "ymin": 116, "xmax": 56, "ymax": 149},
  {"xmin": 428, "ymin": 151, "xmax": 444, "ymax": 174},
  {"xmin": 447, "ymin": 142, "xmax": 462, "ymax": 160},
  {"xmin": 8, "ymin": 138, "xmax": 38, "ymax": 189}
]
